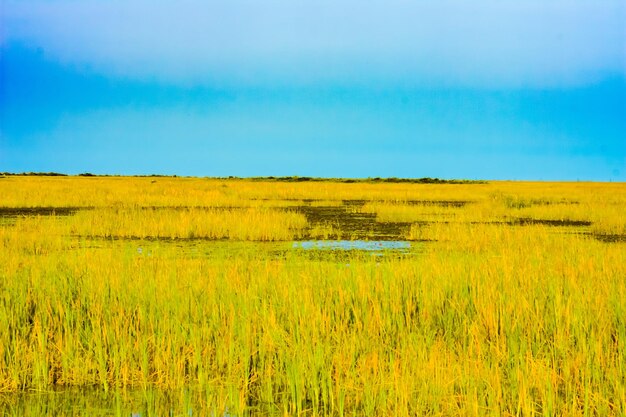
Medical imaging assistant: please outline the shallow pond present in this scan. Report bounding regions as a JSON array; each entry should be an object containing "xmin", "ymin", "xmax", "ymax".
[{"xmin": 293, "ymin": 240, "xmax": 411, "ymax": 252}]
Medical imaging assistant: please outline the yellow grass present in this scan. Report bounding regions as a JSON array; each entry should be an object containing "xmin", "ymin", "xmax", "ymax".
[
  {"xmin": 0, "ymin": 176, "xmax": 624, "ymax": 416},
  {"xmin": 68, "ymin": 207, "xmax": 308, "ymax": 241}
]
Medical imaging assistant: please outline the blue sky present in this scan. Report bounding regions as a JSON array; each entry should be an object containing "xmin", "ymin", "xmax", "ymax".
[{"xmin": 1, "ymin": 0, "xmax": 625, "ymax": 180}]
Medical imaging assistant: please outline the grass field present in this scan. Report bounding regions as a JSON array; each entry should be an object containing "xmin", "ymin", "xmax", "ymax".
[{"xmin": 0, "ymin": 176, "xmax": 625, "ymax": 416}]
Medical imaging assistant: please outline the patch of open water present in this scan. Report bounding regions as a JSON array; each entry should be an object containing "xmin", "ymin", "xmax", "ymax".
[{"xmin": 294, "ymin": 240, "xmax": 411, "ymax": 252}]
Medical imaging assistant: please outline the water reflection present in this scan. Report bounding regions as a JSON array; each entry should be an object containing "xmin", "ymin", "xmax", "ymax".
[
  {"xmin": 1, "ymin": 388, "xmax": 232, "ymax": 417},
  {"xmin": 293, "ymin": 240, "xmax": 411, "ymax": 252}
]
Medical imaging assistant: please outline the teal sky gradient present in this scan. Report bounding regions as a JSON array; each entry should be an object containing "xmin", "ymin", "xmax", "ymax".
[{"xmin": 1, "ymin": 1, "xmax": 625, "ymax": 180}]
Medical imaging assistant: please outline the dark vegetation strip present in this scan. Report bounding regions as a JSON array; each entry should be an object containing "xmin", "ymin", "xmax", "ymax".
[
  {"xmin": 72, "ymin": 235, "xmax": 235, "ymax": 242},
  {"xmin": 384, "ymin": 200, "xmax": 471, "ymax": 207},
  {"xmin": 526, "ymin": 199, "xmax": 580, "ymax": 206},
  {"xmin": 509, "ymin": 218, "xmax": 592, "ymax": 227},
  {"xmin": 252, "ymin": 199, "xmax": 473, "ymax": 207},
  {"xmin": 0, "ymin": 172, "xmax": 486, "ymax": 184},
  {"xmin": 593, "ymin": 234, "xmax": 626, "ymax": 243},
  {"xmin": 240, "ymin": 176, "xmax": 486, "ymax": 184},
  {"xmin": 0, "ymin": 207, "xmax": 89, "ymax": 217},
  {"xmin": 0, "ymin": 200, "xmax": 471, "ymax": 218},
  {"xmin": 0, "ymin": 172, "xmax": 68, "ymax": 176},
  {"xmin": 465, "ymin": 219, "xmax": 593, "ymax": 227}
]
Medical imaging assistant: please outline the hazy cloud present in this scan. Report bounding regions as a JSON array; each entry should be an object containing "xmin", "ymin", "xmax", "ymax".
[{"xmin": 4, "ymin": 0, "xmax": 625, "ymax": 87}]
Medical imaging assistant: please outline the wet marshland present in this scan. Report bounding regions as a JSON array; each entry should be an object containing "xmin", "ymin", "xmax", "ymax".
[
  {"xmin": 2, "ymin": 184, "xmax": 625, "ymax": 416},
  {"xmin": 0, "ymin": 197, "xmax": 620, "ymax": 245}
]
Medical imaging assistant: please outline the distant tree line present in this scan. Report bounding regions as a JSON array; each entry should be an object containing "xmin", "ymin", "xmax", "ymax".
[{"xmin": 0, "ymin": 172, "xmax": 486, "ymax": 184}]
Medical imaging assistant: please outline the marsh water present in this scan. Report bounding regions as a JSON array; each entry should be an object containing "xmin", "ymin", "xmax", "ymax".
[{"xmin": 1, "ymin": 388, "xmax": 233, "ymax": 417}]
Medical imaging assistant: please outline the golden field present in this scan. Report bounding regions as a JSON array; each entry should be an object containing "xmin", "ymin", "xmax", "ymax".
[{"xmin": 0, "ymin": 176, "xmax": 625, "ymax": 416}]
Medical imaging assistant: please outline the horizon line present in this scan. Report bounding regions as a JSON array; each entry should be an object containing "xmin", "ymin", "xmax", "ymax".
[{"xmin": 2, "ymin": 172, "xmax": 625, "ymax": 184}]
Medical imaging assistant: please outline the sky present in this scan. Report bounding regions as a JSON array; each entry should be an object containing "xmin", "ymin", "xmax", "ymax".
[{"xmin": 1, "ymin": 0, "xmax": 625, "ymax": 180}]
